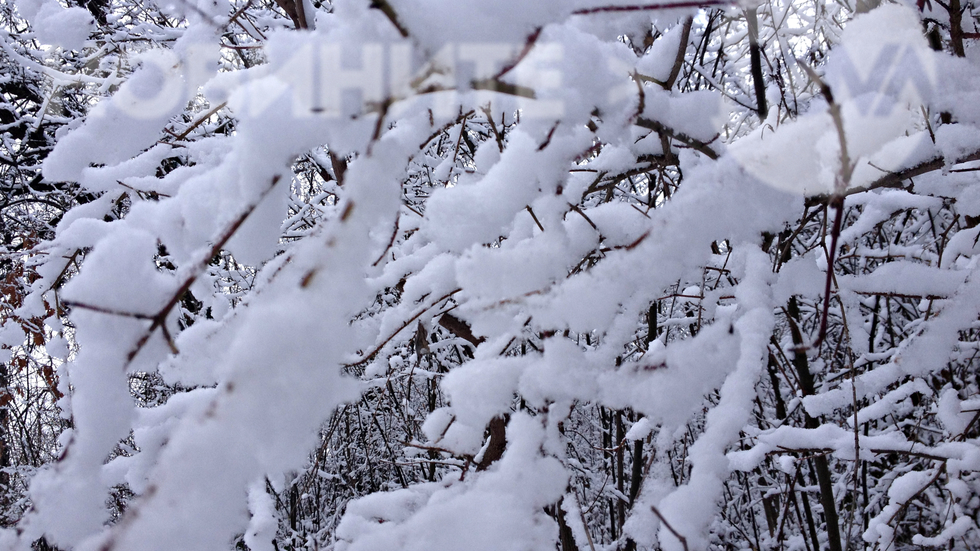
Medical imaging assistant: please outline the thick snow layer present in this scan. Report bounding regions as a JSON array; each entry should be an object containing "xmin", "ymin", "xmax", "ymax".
[
  {"xmin": 16, "ymin": 0, "xmax": 93, "ymax": 49},
  {"xmin": 9, "ymin": 0, "xmax": 980, "ymax": 549}
]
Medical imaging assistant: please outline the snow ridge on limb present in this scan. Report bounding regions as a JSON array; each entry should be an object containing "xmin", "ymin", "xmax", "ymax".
[{"xmin": 643, "ymin": 248, "xmax": 775, "ymax": 550}]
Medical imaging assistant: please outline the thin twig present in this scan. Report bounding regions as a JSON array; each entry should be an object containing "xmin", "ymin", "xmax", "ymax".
[
  {"xmin": 635, "ymin": 118, "xmax": 719, "ymax": 160},
  {"xmin": 125, "ymin": 175, "xmax": 283, "ymax": 364},
  {"xmin": 345, "ymin": 288, "xmax": 462, "ymax": 367},
  {"xmin": 650, "ymin": 505, "xmax": 690, "ymax": 551}
]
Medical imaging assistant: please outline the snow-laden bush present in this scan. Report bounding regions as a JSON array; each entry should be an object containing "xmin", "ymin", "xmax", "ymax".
[{"xmin": 2, "ymin": 0, "xmax": 980, "ymax": 549}]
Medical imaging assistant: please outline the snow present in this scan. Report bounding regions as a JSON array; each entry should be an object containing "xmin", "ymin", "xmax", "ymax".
[
  {"xmin": 7, "ymin": 0, "xmax": 980, "ymax": 549},
  {"xmin": 336, "ymin": 414, "xmax": 567, "ymax": 551},
  {"xmin": 625, "ymin": 417, "xmax": 653, "ymax": 441},
  {"xmin": 244, "ymin": 480, "xmax": 279, "ymax": 551},
  {"xmin": 440, "ymin": 357, "xmax": 524, "ymax": 454},
  {"xmin": 731, "ymin": 4, "xmax": 938, "ymax": 196},
  {"xmin": 652, "ymin": 248, "xmax": 775, "ymax": 551},
  {"xmin": 16, "ymin": 0, "xmax": 94, "ymax": 49}
]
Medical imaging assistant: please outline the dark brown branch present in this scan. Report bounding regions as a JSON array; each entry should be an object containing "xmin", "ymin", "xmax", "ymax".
[
  {"xmin": 471, "ymin": 79, "xmax": 536, "ymax": 99},
  {"xmin": 745, "ymin": 8, "xmax": 768, "ymax": 118},
  {"xmin": 61, "ymin": 301, "xmax": 154, "ymax": 320},
  {"xmin": 475, "ymin": 415, "xmax": 508, "ymax": 471},
  {"xmin": 567, "ymin": 203, "xmax": 598, "ymax": 230},
  {"xmin": 272, "ymin": 0, "xmax": 305, "ymax": 29},
  {"xmin": 649, "ymin": 505, "xmax": 690, "ymax": 551},
  {"xmin": 346, "ymin": 288, "xmax": 462, "ymax": 367},
  {"xmin": 418, "ymin": 110, "xmax": 475, "ymax": 151},
  {"xmin": 770, "ymin": 446, "xmax": 949, "ymax": 463},
  {"xmin": 813, "ymin": 196, "xmax": 844, "ymax": 349},
  {"xmin": 370, "ymin": 0, "xmax": 409, "ymax": 37},
  {"xmin": 482, "ymin": 105, "xmax": 505, "ymax": 153},
  {"xmin": 572, "ymin": 0, "xmax": 732, "ymax": 15},
  {"xmin": 493, "ymin": 27, "xmax": 543, "ymax": 81},
  {"xmin": 372, "ymin": 214, "xmax": 400, "ymax": 267},
  {"xmin": 785, "ymin": 297, "xmax": 843, "ymax": 551},
  {"xmin": 125, "ymin": 175, "xmax": 283, "ymax": 364},
  {"xmin": 947, "ymin": 0, "xmax": 966, "ymax": 57},
  {"xmin": 664, "ymin": 17, "xmax": 694, "ymax": 91},
  {"xmin": 635, "ymin": 117, "xmax": 719, "ymax": 160},
  {"xmin": 806, "ymin": 147, "xmax": 980, "ymax": 207},
  {"xmin": 525, "ymin": 206, "xmax": 545, "ymax": 232},
  {"xmin": 437, "ymin": 312, "xmax": 485, "ymax": 347}
]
